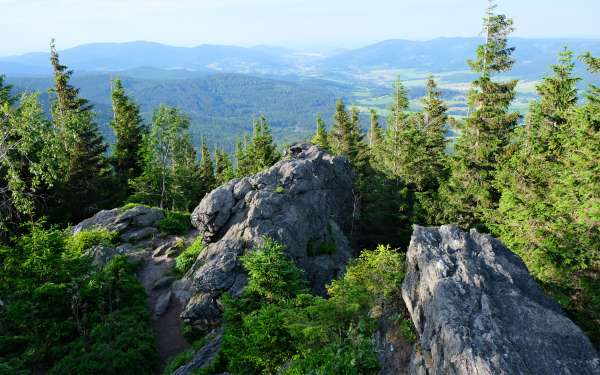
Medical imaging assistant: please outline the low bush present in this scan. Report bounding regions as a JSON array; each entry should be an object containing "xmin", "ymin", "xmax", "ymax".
[
  {"xmin": 65, "ymin": 228, "xmax": 117, "ymax": 255},
  {"xmin": 175, "ymin": 238, "xmax": 204, "ymax": 276},
  {"xmin": 159, "ymin": 211, "xmax": 192, "ymax": 235},
  {"xmin": 217, "ymin": 241, "xmax": 406, "ymax": 375},
  {"xmin": 0, "ymin": 228, "xmax": 157, "ymax": 374}
]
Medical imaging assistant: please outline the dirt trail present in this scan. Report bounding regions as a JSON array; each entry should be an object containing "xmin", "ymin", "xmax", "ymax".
[{"xmin": 138, "ymin": 248, "xmax": 190, "ymax": 373}]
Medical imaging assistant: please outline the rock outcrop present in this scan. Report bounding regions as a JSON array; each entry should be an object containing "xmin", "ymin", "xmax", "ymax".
[
  {"xmin": 175, "ymin": 144, "xmax": 355, "ymax": 329},
  {"xmin": 402, "ymin": 225, "xmax": 600, "ymax": 375}
]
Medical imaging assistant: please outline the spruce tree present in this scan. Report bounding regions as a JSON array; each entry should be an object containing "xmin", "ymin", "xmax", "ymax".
[
  {"xmin": 47, "ymin": 39, "xmax": 110, "ymax": 223},
  {"xmin": 329, "ymin": 100, "xmax": 366, "ymax": 169},
  {"xmin": 215, "ymin": 146, "xmax": 235, "ymax": 185},
  {"xmin": 0, "ymin": 75, "xmax": 16, "ymax": 106},
  {"xmin": 199, "ymin": 137, "xmax": 216, "ymax": 195},
  {"xmin": 378, "ymin": 78, "xmax": 418, "ymax": 183},
  {"xmin": 110, "ymin": 78, "xmax": 145, "ymax": 199},
  {"xmin": 438, "ymin": 1, "xmax": 519, "ymax": 228},
  {"xmin": 415, "ymin": 76, "xmax": 448, "ymax": 191},
  {"xmin": 234, "ymin": 135, "xmax": 253, "ymax": 178},
  {"xmin": 251, "ymin": 115, "xmax": 278, "ymax": 172},
  {"xmin": 368, "ymin": 109, "xmax": 382, "ymax": 149},
  {"xmin": 311, "ymin": 114, "xmax": 330, "ymax": 151}
]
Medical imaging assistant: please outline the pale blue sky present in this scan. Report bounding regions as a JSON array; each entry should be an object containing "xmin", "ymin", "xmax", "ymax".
[{"xmin": 1, "ymin": 0, "xmax": 598, "ymax": 56}]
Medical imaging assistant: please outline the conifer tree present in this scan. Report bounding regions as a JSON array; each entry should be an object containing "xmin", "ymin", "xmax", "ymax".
[
  {"xmin": 414, "ymin": 76, "xmax": 448, "ymax": 191},
  {"xmin": 251, "ymin": 115, "xmax": 278, "ymax": 172},
  {"xmin": 215, "ymin": 146, "xmax": 235, "ymax": 185},
  {"xmin": 329, "ymin": 100, "xmax": 366, "ymax": 169},
  {"xmin": 311, "ymin": 114, "xmax": 330, "ymax": 151},
  {"xmin": 110, "ymin": 78, "xmax": 145, "ymax": 198},
  {"xmin": 378, "ymin": 78, "xmax": 418, "ymax": 183},
  {"xmin": 438, "ymin": 1, "xmax": 519, "ymax": 228},
  {"xmin": 368, "ymin": 109, "xmax": 382, "ymax": 149},
  {"xmin": 199, "ymin": 137, "xmax": 216, "ymax": 194},
  {"xmin": 47, "ymin": 39, "xmax": 110, "ymax": 223},
  {"xmin": 0, "ymin": 75, "xmax": 16, "ymax": 106},
  {"xmin": 234, "ymin": 135, "xmax": 253, "ymax": 178}
]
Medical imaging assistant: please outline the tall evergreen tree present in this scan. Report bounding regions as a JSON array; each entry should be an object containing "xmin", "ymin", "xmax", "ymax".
[
  {"xmin": 311, "ymin": 114, "xmax": 330, "ymax": 151},
  {"xmin": 414, "ymin": 76, "xmax": 448, "ymax": 191},
  {"xmin": 47, "ymin": 39, "xmax": 110, "ymax": 223},
  {"xmin": 0, "ymin": 75, "xmax": 16, "ymax": 106},
  {"xmin": 199, "ymin": 137, "xmax": 216, "ymax": 195},
  {"xmin": 378, "ymin": 78, "xmax": 418, "ymax": 183},
  {"xmin": 438, "ymin": 1, "xmax": 519, "ymax": 228},
  {"xmin": 110, "ymin": 78, "xmax": 145, "ymax": 198},
  {"xmin": 368, "ymin": 109, "xmax": 382, "ymax": 149},
  {"xmin": 329, "ymin": 100, "xmax": 367, "ymax": 169},
  {"xmin": 251, "ymin": 115, "xmax": 279, "ymax": 172},
  {"xmin": 215, "ymin": 146, "xmax": 235, "ymax": 185}
]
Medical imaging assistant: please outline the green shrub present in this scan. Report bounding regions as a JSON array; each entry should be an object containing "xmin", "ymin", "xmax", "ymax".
[
  {"xmin": 121, "ymin": 202, "xmax": 152, "ymax": 211},
  {"xmin": 175, "ymin": 238, "xmax": 204, "ymax": 276},
  {"xmin": 159, "ymin": 211, "xmax": 192, "ymax": 235},
  {"xmin": 318, "ymin": 241, "xmax": 336, "ymax": 255},
  {"xmin": 397, "ymin": 317, "xmax": 417, "ymax": 343},
  {"xmin": 218, "ymin": 241, "xmax": 406, "ymax": 375},
  {"xmin": 163, "ymin": 336, "xmax": 209, "ymax": 375},
  {"xmin": 241, "ymin": 238, "xmax": 309, "ymax": 303},
  {"xmin": 0, "ymin": 228, "xmax": 157, "ymax": 374},
  {"xmin": 275, "ymin": 185, "xmax": 285, "ymax": 193},
  {"xmin": 65, "ymin": 228, "xmax": 117, "ymax": 255}
]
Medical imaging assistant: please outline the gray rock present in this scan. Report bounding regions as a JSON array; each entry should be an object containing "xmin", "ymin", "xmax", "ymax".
[
  {"xmin": 85, "ymin": 244, "xmax": 118, "ymax": 266},
  {"xmin": 180, "ymin": 144, "xmax": 355, "ymax": 328},
  {"xmin": 172, "ymin": 330, "xmax": 223, "ymax": 375},
  {"xmin": 402, "ymin": 225, "xmax": 600, "ymax": 375},
  {"xmin": 154, "ymin": 291, "xmax": 172, "ymax": 317},
  {"xmin": 153, "ymin": 276, "xmax": 177, "ymax": 290},
  {"xmin": 71, "ymin": 206, "xmax": 164, "ymax": 235},
  {"xmin": 120, "ymin": 227, "xmax": 159, "ymax": 243}
]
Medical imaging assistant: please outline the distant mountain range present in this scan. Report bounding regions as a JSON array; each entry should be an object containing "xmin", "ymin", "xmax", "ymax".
[
  {"xmin": 2, "ymin": 38, "xmax": 599, "ymax": 79},
  {"xmin": 2, "ymin": 38, "xmax": 599, "ymax": 148}
]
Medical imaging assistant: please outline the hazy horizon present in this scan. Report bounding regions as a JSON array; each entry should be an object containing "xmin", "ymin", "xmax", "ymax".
[{"xmin": 2, "ymin": 0, "xmax": 599, "ymax": 56}]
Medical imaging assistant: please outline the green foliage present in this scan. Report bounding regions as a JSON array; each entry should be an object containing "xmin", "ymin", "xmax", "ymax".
[
  {"xmin": 163, "ymin": 336, "xmax": 210, "ymax": 375},
  {"xmin": 234, "ymin": 115, "xmax": 280, "ymax": 178},
  {"xmin": 46, "ymin": 40, "xmax": 112, "ymax": 225},
  {"xmin": 0, "ymin": 227, "xmax": 156, "ymax": 373},
  {"xmin": 65, "ymin": 228, "xmax": 117, "ymax": 255},
  {"xmin": 241, "ymin": 238, "xmax": 309, "ymax": 303},
  {"xmin": 217, "ymin": 242, "xmax": 406, "ymax": 374},
  {"xmin": 275, "ymin": 185, "xmax": 285, "ymax": 194},
  {"xmin": 397, "ymin": 316, "xmax": 417, "ymax": 344},
  {"xmin": 130, "ymin": 104, "xmax": 202, "ymax": 211},
  {"xmin": 121, "ymin": 202, "xmax": 152, "ymax": 211},
  {"xmin": 110, "ymin": 77, "xmax": 145, "ymax": 201},
  {"xmin": 0, "ymin": 91, "xmax": 61, "ymax": 235},
  {"xmin": 175, "ymin": 237, "xmax": 204, "ymax": 276},
  {"xmin": 159, "ymin": 211, "xmax": 191, "ymax": 235},
  {"xmin": 438, "ymin": 3, "xmax": 519, "ymax": 229},
  {"xmin": 311, "ymin": 114, "xmax": 330, "ymax": 151}
]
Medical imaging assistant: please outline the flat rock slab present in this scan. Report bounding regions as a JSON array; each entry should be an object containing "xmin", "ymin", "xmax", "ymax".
[{"xmin": 403, "ymin": 225, "xmax": 600, "ymax": 375}]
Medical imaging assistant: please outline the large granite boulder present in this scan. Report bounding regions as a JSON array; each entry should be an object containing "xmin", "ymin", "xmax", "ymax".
[
  {"xmin": 176, "ymin": 144, "xmax": 355, "ymax": 328},
  {"xmin": 402, "ymin": 225, "xmax": 600, "ymax": 375}
]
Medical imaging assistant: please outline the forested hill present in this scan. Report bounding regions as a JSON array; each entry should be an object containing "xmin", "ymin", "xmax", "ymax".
[{"xmin": 7, "ymin": 73, "xmax": 351, "ymax": 147}]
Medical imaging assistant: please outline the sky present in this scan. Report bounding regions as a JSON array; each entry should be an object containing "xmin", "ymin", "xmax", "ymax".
[{"xmin": 1, "ymin": 0, "xmax": 599, "ymax": 56}]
